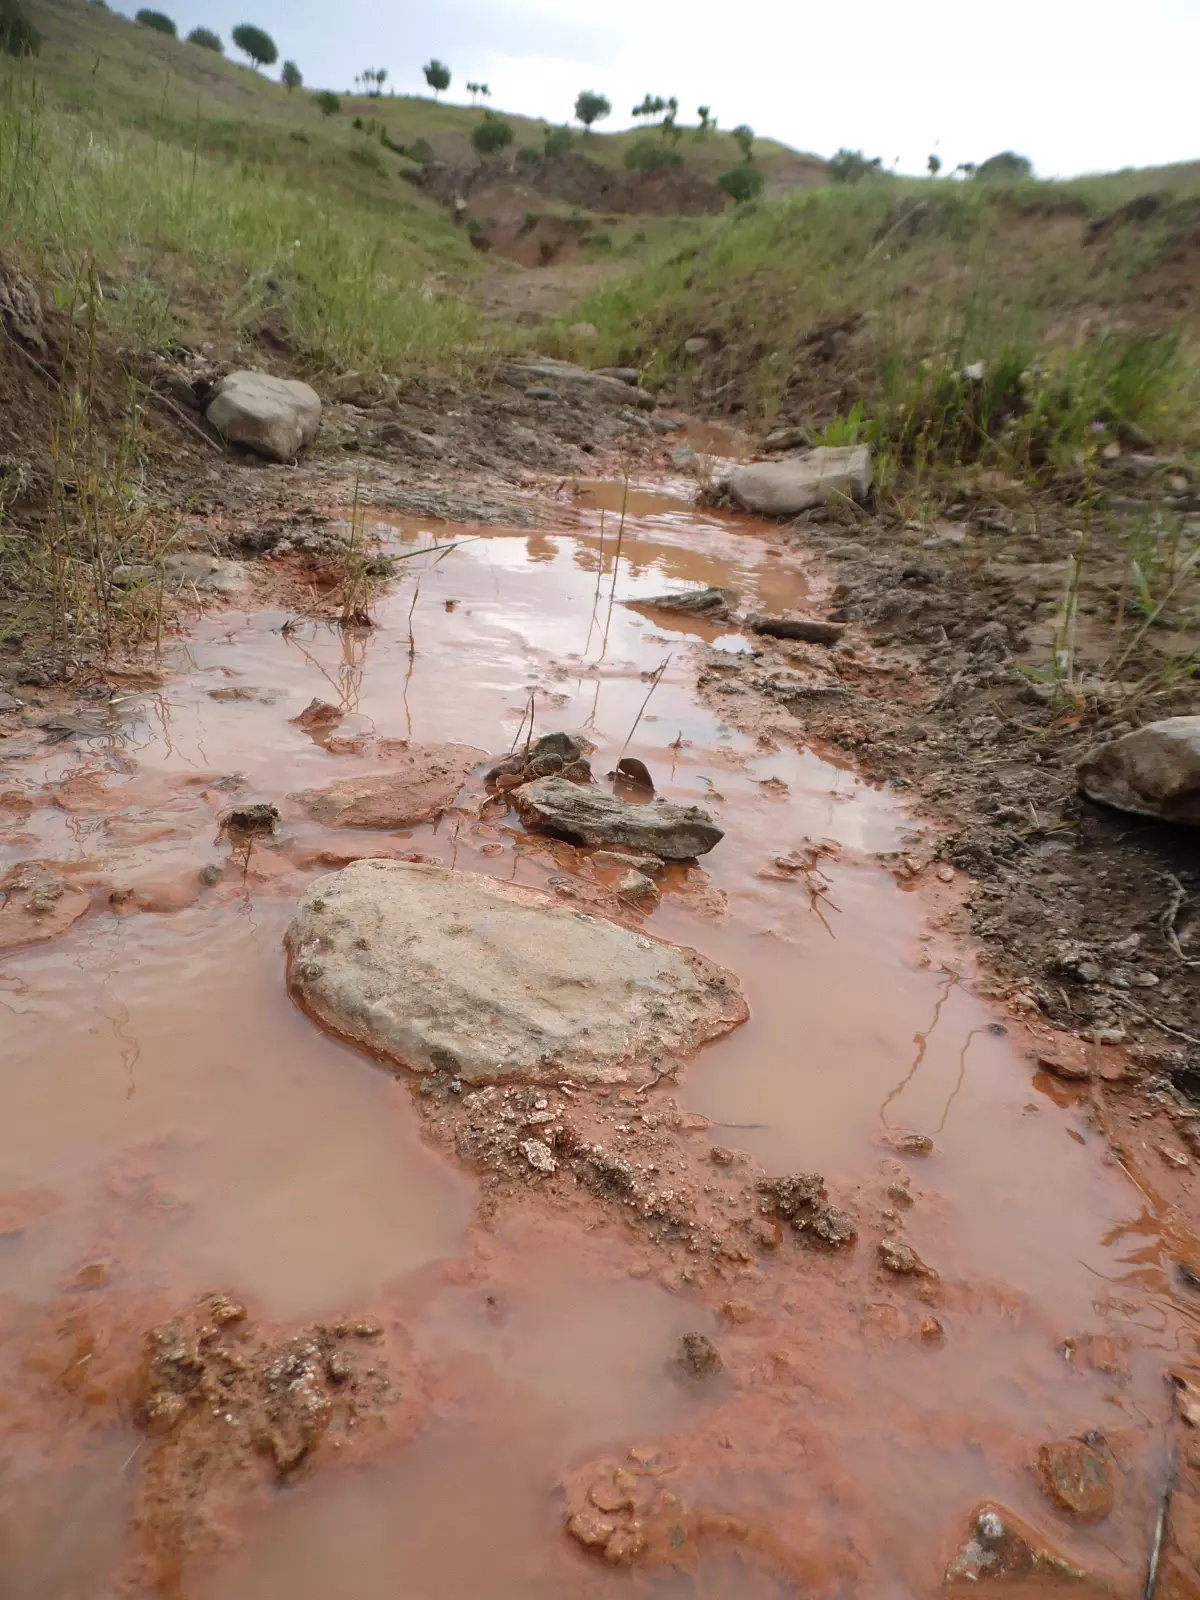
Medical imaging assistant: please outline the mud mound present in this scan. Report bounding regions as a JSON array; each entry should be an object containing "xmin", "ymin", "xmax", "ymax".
[{"xmin": 415, "ymin": 151, "xmax": 726, "ymax": 222}]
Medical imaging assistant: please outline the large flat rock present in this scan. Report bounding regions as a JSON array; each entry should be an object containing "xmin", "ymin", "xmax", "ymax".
[
  {"xmin": 725, "ymin": 446, "xmax": 872, "ymax": 517},
  {"xmin": 206, "ymin": 371, "xmax": 322, "ymax": 463},
  {"xmin": 513, "ymin": 776, "xmax": 723, "ymax": 860},
  {"xmin": 285, "ymin": 860, "xmax": 747, "ymax": 1085},
  {"xmin": 1078, "ymin": 716, "xmax": 1200, "ymax": 824},
  {"xmin": 292, "ymin": 743, "xmax": 482, "ymax": 827}
]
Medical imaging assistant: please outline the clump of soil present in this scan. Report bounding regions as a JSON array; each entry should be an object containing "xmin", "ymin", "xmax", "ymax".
[{"xmin": 133, "ymin": 1294, "xmax": 404, "ymax": 1586}]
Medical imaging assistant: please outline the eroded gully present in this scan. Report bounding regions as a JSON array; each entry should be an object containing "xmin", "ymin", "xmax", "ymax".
[{"xmin": 0, "ymin": 471, "xmax": 1195, "ymax": 1599}]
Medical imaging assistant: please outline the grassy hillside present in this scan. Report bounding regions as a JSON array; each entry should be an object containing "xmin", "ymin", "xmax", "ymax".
[{"xmin": 562, "ymin": 172, "xmax": 1200, "ymax": 479}]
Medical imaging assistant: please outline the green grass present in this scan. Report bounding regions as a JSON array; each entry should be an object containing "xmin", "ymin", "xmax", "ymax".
[{"xmin": 562, "ymin": 175, "xmax": 1200, "ymax": 477}]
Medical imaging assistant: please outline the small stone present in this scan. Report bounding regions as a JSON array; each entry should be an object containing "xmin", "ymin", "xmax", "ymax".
[
  {"xmin": 887, "ymin": 1131, "xmax": 933, "ymax": 1156},
  {"xmin": 290, "ymin": 698, "xmax": 342, "ymax": 730},
  {"xmin": 1036, "ymin": 1437, "xmax": 1115, "ymax": 1522},
  {"xmin": 222, "ymin": 803, "xmax": 279, "ymax": 837},
  {"xmin": 918, "ymin": 1316, "xmax": 945, "ymax": 1343},
  {"xmin": 886, "ymin": 1184, "xmax": 913, "ymax": 1206},
  {"xmin": 677, "ymin": 1332, "xmax": 722, "ymax": 1378},
  {"xmin": 208, "ymin": 1296, "xmax": 246, "ymax": 1325},
  {"xmin": 809, "ymin": 1204, "xmax": 857, "ymax": 1248},
  {"xmin": 567, "ymin": 1511, "xmax": 616, "ymax": 1549},
  {"xmin": 1038, "ymin": 1054, "xmax": 1092, "ymax": 1082},
  {"xmin": 604, "ymin": 1524, "xmax": 646, "ymax": 1564},
  {"xmin": 937, "ymin": 866, "xmax": 955, "ymax": 883},
  {"xmin": 198, "ymin": 864, "xmax": 222, "ymax": 887},
  {"xmin": 878, "ymin": 1238, "xmax": 922, "ymax": 1275},
  {"xmin": 519, "ymin": 1139, "xmax": 557, "ymax": 1174},
  {"xmin": 709, "ymin": 1145, "xmax": 735, "ymax": 1166},
  {"xmin": 616, "ymin": 869, "xmax": 658, "ymax": 900},
  {"xmin": 721, "ymin": 1300, "xmax": 755, "ymax": 1324},
  {"xmin": 592, "ymin": 850, "xmax": 665, "ymax": 878}
]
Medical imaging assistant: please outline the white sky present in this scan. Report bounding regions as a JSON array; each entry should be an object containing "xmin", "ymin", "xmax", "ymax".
[{"xmin": 130, "ymin": 0, "xmax": 1199, "ymax": 177}]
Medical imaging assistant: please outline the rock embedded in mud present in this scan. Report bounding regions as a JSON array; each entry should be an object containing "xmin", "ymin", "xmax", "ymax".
[
  {"xmin": 1035, "ymin": 1437, "xmax": 1115, "ymax": 1522},
  {"xmin": 1077, "ymin": 715, "xmax": 1200, "ymax": 824},
  {"xmin": 285, "ymin": 859, "xmax": 747, "ymax": 1086},
  {"xmin": 222, "ymin": 802, "xmax": 280, "ymax": 837},
  {"xmin": 878, "ymin": 1238, "xmax": 923, "ymax": 1275},
  {"xmin": 676, "ymin": 1331, "xmax": 723, "ymax": 1378},
  {"xmin": 0, "ymin": 860, "xmax": 90, "ymax": 953},
  {"xmin": 486, "ymin": 731, "xmax": 591, "ymax": 787},
  {"xmin": 206, "ymin": 370, "xmax": 323, "ymax": 462},
  {"xmin": 514, "ymin": 776, "xmax": 723, "ymax": 861},
  {"xmin": 593, "ymin": 850, "xmax": 665, "ymax": 877},
  {"xmin": 725, "ymin": 446, "xmax": 872, "ymax": 518},
  {"xmin": 292, "ymin": 742, "xmax": 482, "ymax": 827},
  {"xmin": 887, "ymin": 1130, "xmax": 933, "ymax": 1156},
  {"xmin": 945, "ymin": 1503, "xmax": 1090, "ymax": 1588},
  {"xmin": 291, "ymin": 698, "xmax": 342, "ymax": 730},
  {"xmin": 637, "ymin": 586, "xmax": 737, "ymax": 617},
  {"xmin": 616, "ymin": 869, "xmax": 659, "ymax": 901},
  {"xmin": 744, "ymin": 612, "xmax": 846, "ymax": 646}
]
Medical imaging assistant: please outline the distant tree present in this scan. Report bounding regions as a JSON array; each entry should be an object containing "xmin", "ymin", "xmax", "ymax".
[
  {"xmin": 466, "ymin": 80, "xmax": 480, "ymax": 104},
  {"xmin": 632, "ymin": 94, "xmax": 666, "ymax": 125},
  {"xmin": 281, "ymin": 59, "xmax": 302, "ymax": 90},
  {"xmin": 574, "ymin": 90, "xmax": 611, "ymax": 130},
  {"xmin": 423, "ymin": 58, "xmax": 450, "ymax": 98},
  {"xmin": 186, "ymin": 25, "xmax": 222, "ymax": 50},
  {"xmin": 730, "ymin": 123, "xmax": 754, "ymax": 162},
  {"xmin": 471, "ymin": 112, "xmax": 514, "ymax": 157},
  {"xmin": 974, "ymin": 150, "xmax": 1033, "ymax": 181},
  {"xmin": 231, "ymin": 23, "xmax": 277, "ymax": 68},
  {"xmin": 927, "ymin": 152, "xmax": 942, "ymax": 177},
  {"xmin": 828, "ymin": 147, "xmax": 884, "ymax": 183},
  {"xmin": 659, "ymin": 94, "xmax": 679, "ymax": 139},
  {"xmin": 718, "ymin": 165, "xmax": 764, "ymax": 203},
  {"xmin": 135, "ymin": 8, "xmax": 176, "ymax": 35},
  {"xmin": 543, "ymin": 124, "xmax": 573, "ymax": 157},
  {"xmin": 409, "ymin": 136, "xmax": 434, "ymax": 164},
  {"xmin": 0, "ymin": 0, "xmax": 41, "ymax": 55},
  {"xmin": 357, "ymin": 66, "xmax": 387, "ymax": 95},
  {"xmin": 696, "ymin": 105, "xmax": 715, "ymax": 137},
  {"xmin": 315, "ymin": 89, "xmax": 341, "ymax": 116}
]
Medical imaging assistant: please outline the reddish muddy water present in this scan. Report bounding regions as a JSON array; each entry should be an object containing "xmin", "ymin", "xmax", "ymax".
[{"xmin": 0, "ymin": 485, "xmax": 1194, "ymax": 1597}]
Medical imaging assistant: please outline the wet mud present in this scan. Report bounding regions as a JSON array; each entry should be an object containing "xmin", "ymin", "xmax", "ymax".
[{"xmin": 3, "ymin": 481, "xmax": 1200, "ymax": 1597}]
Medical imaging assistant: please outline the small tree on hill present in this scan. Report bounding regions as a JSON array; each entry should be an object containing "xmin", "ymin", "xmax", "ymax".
[
  {"xmin": 186, "ymin": 25, "xmax": 222, "ymax": 50},
  {"xmin": 423, "ymin": 59, "xmax": 450, "ymax": 98},
  {"xmin": 731, "ymin": 123, "xmax": 754, "ymax": 162},
  {"xmin": 281, "ymin": 59, "xmax": 302, "ymax": 90},
  {"xmin": 574, "ymin": 90, "xmax": 611, "ymax": 131},
  {"xmin": 828, "ymin": 147, "xmax": 883, "ymax": 183},
  {"xmin": 472, "ymin": 112, "xmax": 514, "ymax": 158},
  {"xmin": 660, "ymin": 95, "xmax": 680, "ymax": 141},
  {"xmin": 718, "ymin": 165, "xmax": 764, "ymax": 204},
  {"xmin": 927, "ymin": 153, "xmax": 941, "ymax": 177},
  {"xmin": 632, "ymin": 94, "xmax": 666, "ymax": 125},
  {"xmin": 975, "ymin": 150, "xmax": 1033, "ymax": 181},
  {"xmin": 696, "ymin": 105, "xmax": 715, "ymax": 137},
  {"xmin": 1, "ymin": 0, "xmax": 41, "ymax": 54},
  {"xmin": 136, "ymin": 9, "xmax": 176, "ymax": 35},
  {"xmin": 315, "ymin": 89, "xmax": 340, "ymax": 117},
  {"xmin": 543, "ymin": 125, "xmax": 573, "ymax": 157},
  {"xmin": 232, "ymin": 23, "xmax": 276, "ymax": 69}
]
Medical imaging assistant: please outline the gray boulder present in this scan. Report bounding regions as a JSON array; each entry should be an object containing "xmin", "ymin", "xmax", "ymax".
[
  {"xmin": 1078, "ymin": 716, "xmax": 1200, "ymax": 824},
  {"xmin": 514, "ymin": 776, "xmax": 722, "ymax": 860},
  {"xmin": 285, "ymin": 860, "xmax": 747, "ymax": 1085},
  {"xmin": 725, "ymin": 445, "xmax": 872, "ymax": 517},
  {"xmin": 206, "ymin": 371, "xmax": 322, "ymax": 462}
]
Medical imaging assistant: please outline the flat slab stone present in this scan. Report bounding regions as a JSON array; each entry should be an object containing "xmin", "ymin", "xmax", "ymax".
[
  {"xmin": 514, "ymin": 776, "xmax": 722, "ymax": 860},
  {"xmin": 1078, "ymin": 716, "xmax": 1200, "ymax": 824},
  {"xmin": 291, "ymin": 743, "xmax": 482, "ymax": 828},
  {"xmin": 725, "ymin": 446, "xmax": 872, "ymax": 517},
  {"xmin": 285, "ymin": 860, "xmax": 747, "ymax": 1085}
]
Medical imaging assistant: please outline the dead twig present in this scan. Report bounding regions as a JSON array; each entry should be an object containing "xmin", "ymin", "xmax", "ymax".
[
  {"xmin": 620, "ymin": 655, "xmax": 671, "ymax": 757},
  {"xmin": 1143, "ymin": 1441, "xmax": 1176, "ymax": 1600},
  {"xmin": 1105, "ymin": 989, "xmax": 1200, "ymax": 1048},
  {"xmin": 1161, "ymin": 874, "xmax": 1200, "ymax": 969}
]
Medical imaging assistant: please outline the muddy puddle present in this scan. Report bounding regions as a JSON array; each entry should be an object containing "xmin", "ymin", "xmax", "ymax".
[{"xmin": 1, "ymin": 483, "xmax": 1196, "ymax": 1597}]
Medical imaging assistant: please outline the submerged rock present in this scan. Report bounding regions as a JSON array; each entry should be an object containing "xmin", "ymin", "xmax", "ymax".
[
  {"xmin": 725, "ymin": 445, "xmax": 872, "ymax": 517},
  {"xmin": 744, "ymin": 612, "xmax": 846, "ymax": 645},
  {"xmin": 514, "ymin": 776, "xmax": 722, "ymax": 860},
  {"xmin": 285, "ymin": 860, "xmax": 747, "ymax": 1085},
  {"xmin": 292, "ymin": 743, "xmax": 481, "ymax": 827},
  {"xmin": 1035, "ymin": 1437, "xmax": 1115, "ymax": 1522},
  {"xmin": 1078, "ymin": 716, "xmax": 1200, "ymax": 824},
  {"xmin": 945, "ymin": 1503, "xmax": 1090, "ymax": 1588},
  {"xmin": 676, "ymin": 1332, "xmax": 722, "ymax": 1378},
  {"xmin": 206, "ymin": 371, "xmax": 322, "ymax": 462},
  {"xmin": 636, "ymin": 586, "xmax": 737, "ymax": 616},
  {"xmin": 487, "ymin": 731, "xmax": 591, "ymax": 787},
  {"xmin": 0, "ymin": 860, "xmax": 90, "ymax": 953}
]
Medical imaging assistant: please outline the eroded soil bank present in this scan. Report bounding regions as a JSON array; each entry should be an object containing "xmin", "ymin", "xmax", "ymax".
[{"xmin": 3, "ymin": 471, "xmax": 1200, "ymax": 1598}]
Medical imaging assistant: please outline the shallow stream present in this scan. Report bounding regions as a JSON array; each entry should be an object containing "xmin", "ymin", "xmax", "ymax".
[{"xmin": 0, "ymin": 481, "xmax": 1193, "ymax": 1596}]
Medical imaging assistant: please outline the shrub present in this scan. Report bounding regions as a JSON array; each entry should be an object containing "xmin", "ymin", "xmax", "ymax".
[
  {"xmin": 409, "ymin": 137, "xmax": 435, "ymax": 165},
  {"xmin": 0, "ymin": 0, "xmax": 41, "ymax": 55},
  {"xmin": 351, "ymin": 115, "xmax": 363, "ymax": 130},
  {"xmin": 516, "ymin": 145, "xmax": 540, "ymax": 166},
  {"xmin": 135, "ymin": 8, "xmax": 176, "ymax": 35},
  {"xmin": 718, "ymin": 165, "xmax": 764, "ymax": 203},
  {"xmin": 625, "ymin": 138, "xmax": 682, "ymax": 173},
  {"xmin": 231, "ymin": 23, "xmax": 277, "ymax": 68},
  {"xmin": 543, "ymin": 125, "xmax": 573, "ymax": 158},
  {"xmin": 975, "ymin": 151, "xmax": 1034, "ymax": 182},
  {"xmin": 314, "ymin": 90, "xmax": 341, "ymax": 117},
  {"xmin": 582, "ymin": 230, "xmax": 613, "ymax": 251},
  {"xmin": 574, "ymin": 91, "xmax": 611, "ymax": 130},
  {"xmin": 471, "ymin": 113, "xmax": 514, "ymax": 157},
  {"xmin": 349, "ymin": 140, "xmax": 385, "ymax": 174},
  {"xmin": 281, "ymin": 59, "xmax": 302, "ymax": 91},
  {"xmin": 828, "ymin": 147, "xmax": 884, "ymax": 184},
  {"xmin": 423, "ymin": 59, "xmax": 450, "ymax": 98},
  {"xmin": 186, "ymin": 25, "xmax": 222, "ymax": 51}
]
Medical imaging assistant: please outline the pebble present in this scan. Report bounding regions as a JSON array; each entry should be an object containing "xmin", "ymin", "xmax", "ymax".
[
  {"xmin": 887, "ymin": 1131, "xmax": 933, "ymax": 1156},
  {"xmin": 519, "ymin": 1139, "xmax": 557, "ymax": 1174},
  {"xmin": 1036, "ymin": 1437, "xmax": 1115, "ymax": 1521},
  {"xmin": 1037, "ymin": 1054, "xmax": 1092, "ymax": 1082},
  {"xmin": 878, "ymin": 1239, "xmax": 922, "ymax": 1275}
]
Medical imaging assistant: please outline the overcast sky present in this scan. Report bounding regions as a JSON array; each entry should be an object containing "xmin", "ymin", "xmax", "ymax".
[{"xmin": 130, "ymin": 0, "xmax": 1198, "ymax": 177}]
